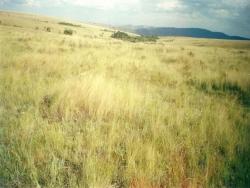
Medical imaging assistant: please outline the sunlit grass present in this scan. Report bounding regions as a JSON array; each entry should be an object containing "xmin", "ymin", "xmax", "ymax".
[{"xmin": 0, "ymin": 11, "xmax": 250, "ymax": 187}]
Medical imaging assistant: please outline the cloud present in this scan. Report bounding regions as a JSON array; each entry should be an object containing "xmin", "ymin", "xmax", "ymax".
[
  {"xmin": 0, "ymin": 0, "xmax": 9, "ymax": 5},
  {"xmin": 1, "ymin": 0, "xmax": 24, "ymax": 5},
  {"xmin": 156, "ymin": 0, "xmax": 183, "ymax": 11},
  {"xmin": 0, "ymin": 0, "xmax": 139, "ymax": 9},
  {"xmin": 30, "ymin": 0, "xmax": 140, "ymax": 10},
  {"xmin": 223, "ymin": 0, "xmax": 250, "ymax": 7},
  {"xmin": 25, "ymin": 0, "xmax": 40, "ymax": 7},
  {"xmin": 0, "ymin": 0, "xmax": 249, "ymax": 37}
]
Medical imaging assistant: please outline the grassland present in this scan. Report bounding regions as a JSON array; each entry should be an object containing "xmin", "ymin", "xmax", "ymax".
[{"xmin": 0, "ymin": 11, "xmax": 250, "ymax": 187}]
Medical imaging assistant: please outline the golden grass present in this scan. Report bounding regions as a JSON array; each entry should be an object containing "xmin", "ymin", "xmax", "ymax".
[{"xmin": 0, "ymin": 11, "xmax": 250, "ymax": 187}]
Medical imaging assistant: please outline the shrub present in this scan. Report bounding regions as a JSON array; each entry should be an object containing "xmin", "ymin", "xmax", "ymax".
[
  {"xmin": 111, "ymin": 31, "xmax": 158, "ymax": 43},
  {"xmin": 101, "ymin": 29, "xmax": 113, "ymax": 33},
  {"xmin": 64, "ymin": 29, "xmax": 73, "ymax": 35},
  {"xmin": 46, "ymin": 27, "xmax": 51, "ymax": 32},
  {"xmin": 59, "ymin": 22, "xmax": 81, "ymax": 27},
  {"xmin": 188, "ymin": 51, "xmax": 194, "ymax": 57},
  {"xmin": 111, "ymin": 31, "xmax": 129, "ymax": 39}
]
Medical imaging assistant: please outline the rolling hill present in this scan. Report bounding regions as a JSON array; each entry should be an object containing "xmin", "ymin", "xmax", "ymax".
[{"xmin": 119, "ymin": 25, "xmax": 249, "ymax": 40}]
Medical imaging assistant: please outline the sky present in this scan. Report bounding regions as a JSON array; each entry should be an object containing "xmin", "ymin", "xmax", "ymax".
[{"xmin": 1, "ymin": 0, "xmax": 250, "ymax": 38}]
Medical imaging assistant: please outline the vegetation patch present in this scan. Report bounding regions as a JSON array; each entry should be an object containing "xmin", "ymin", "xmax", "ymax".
[
  {"xmin": 13, "ymin": 25, "xmax": 22, "ymax": 28},
  {"xmin": 188, "ymin": 79, "xmax": 250, "ymax": 107},
  {"xmin": 58, "ymin": 22, "xmax": 81, "ymax": 27},
  {"xmin": 111, "ymin": 31, "xmax": 158, "ymax": 42},
  {"xmin": 64, "ymin": 29, "xmax": 73, "ymax": 35},
  {"xmin": 46, "ymin": 27, "xmax": 51, "ymax": 32},
  {"xmin": 101, "ymin": 29, "xmax": 113, "ymax": 33}
]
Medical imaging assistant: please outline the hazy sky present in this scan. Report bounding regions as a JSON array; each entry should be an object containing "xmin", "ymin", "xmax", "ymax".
[{"xmin": 1, "ymin": 0, "xmax": 250, "ymax": 37}]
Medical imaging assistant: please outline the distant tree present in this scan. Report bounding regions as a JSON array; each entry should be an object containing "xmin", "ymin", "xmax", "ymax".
[
  {"xmin": 59, "ymin": 22, "xmax": 81, "ymax": 27},
  {"xmin": 111, "ymin": 31, "xmax": 129, "ymax": 39},
  {"xmin": 111, "ymin": 31, "xmax": 158, "ymax": 43}
]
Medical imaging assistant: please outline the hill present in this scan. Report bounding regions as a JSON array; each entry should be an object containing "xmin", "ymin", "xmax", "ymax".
[
  {"xmin": 119, "ymin": 25, "xmax": 249, "ymax": 40},
  {"xmin": 0, "ymin": 11, "xmax": 250, "ymax": 187}
]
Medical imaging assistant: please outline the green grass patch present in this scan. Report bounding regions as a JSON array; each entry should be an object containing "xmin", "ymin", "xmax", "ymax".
[
  {"xmin": 188, "ymin": 79, "xmax": 250, "ymax": 107},
  {"xmin": 64, "ymin": 29, "xmax": 73, "ymax": 35},
  {"xmin": 58, "ymin": 22, "xmax": 81, "ymax": 27},
  {"xmin": 111, "ymin": 31, "xmax": 158, "ymax": 42}
]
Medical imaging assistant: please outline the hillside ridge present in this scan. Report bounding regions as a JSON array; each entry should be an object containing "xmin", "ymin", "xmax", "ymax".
[{"xmin": 118, "ymin": 25, "xmax": 249, "ymax": 40}]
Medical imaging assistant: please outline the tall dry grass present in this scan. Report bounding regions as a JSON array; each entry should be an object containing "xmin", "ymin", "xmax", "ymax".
[{"xmin": 0, "ymin": 11, "xmax": 250, "ymax": 187}]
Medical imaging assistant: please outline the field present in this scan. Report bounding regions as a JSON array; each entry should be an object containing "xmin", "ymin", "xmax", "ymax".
[{"xmin": 0, "ymin": 11, "xmax": 250, "ymax": 187}]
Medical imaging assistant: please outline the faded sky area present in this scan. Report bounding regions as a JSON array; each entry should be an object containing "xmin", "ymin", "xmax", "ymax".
[{"xmin": 1, "ymin": 0, "xmax": 250, "ymax": 37}]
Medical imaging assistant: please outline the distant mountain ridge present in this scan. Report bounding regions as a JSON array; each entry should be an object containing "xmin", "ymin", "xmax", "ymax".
[{"xmin": 118, "ymin": 26, "xmax": 249, "ymax": 40}]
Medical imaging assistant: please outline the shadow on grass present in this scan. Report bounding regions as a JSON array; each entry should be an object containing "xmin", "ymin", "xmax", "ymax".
[
  {"xmin": 224, "ymin": 145, "xmax": 250, "ymax": 187},
  {"xmin": 187, "ymin": 79, "xmax": 250, "ymax": 186},
  {"xmin": 187, "ymin": 79, "xmax": 250, "ymax": 107}
]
